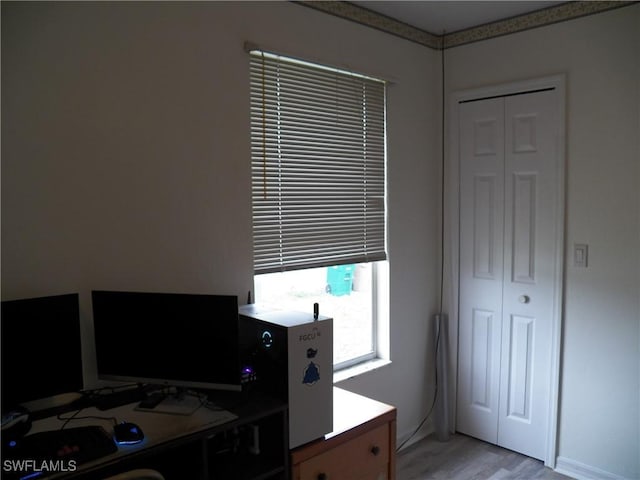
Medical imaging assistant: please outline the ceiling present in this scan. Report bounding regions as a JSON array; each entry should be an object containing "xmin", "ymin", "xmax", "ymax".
[{"xmin": 351, "ymin": 1, "xmax": 566, "ymax": 35}]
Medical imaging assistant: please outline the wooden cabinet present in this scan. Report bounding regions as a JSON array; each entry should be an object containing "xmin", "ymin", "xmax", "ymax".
[{"xmin": 291, "ymin": 387, "xmax": 396, "ymax": 480}]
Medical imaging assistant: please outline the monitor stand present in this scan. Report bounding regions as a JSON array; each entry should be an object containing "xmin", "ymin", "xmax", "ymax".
[{"xmin": 136, "ymin": 389, "xmax": 203, "ymax": 416}]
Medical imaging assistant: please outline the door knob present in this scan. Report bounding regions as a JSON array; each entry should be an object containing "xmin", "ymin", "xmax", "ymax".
[{"xmin": 518, "ymin": 295, "xmax": 530, "ymax": 304}]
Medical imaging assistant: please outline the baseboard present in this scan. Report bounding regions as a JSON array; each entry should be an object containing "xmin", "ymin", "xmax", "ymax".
[{"xmin": 555, "ymin": 456, "xmax": 632, "ymax": 480}]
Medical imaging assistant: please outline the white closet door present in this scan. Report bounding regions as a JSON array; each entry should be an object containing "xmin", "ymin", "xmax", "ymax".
[
  {"xmin": 498, "ymin": 89, "xmax": 558, "ymax": 460},
  {"xmin": 457, "ymin": 97, "xmax": 505, "ymax": 444},
  {"xmin": 457, "ymin": 89, "xmax": 560, "ymax": 461}
]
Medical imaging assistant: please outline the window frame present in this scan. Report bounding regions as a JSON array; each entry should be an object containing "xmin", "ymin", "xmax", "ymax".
[
  {"xmin": 331, "ymin": 261, "xmax": 381, "ymax": 371},
  {"xmin": 248, "ymin": 47, "xmax": 388, "ymax": 370}
]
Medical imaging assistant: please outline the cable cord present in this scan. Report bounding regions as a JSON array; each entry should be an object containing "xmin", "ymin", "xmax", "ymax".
[
  {"xmin": 396, "ymin": 315, "xmax": 441, "ymax": 452},
  {"xmin": 397, "ymin": 43, "xmax": 447, "ymax": 453},
  {"xmin": 439, "ymin": 36, "xmax": 446, "ymax": 313},
  {"xmin": 57, "ymin": 409, "xmax": 117, "ymax": 430}
]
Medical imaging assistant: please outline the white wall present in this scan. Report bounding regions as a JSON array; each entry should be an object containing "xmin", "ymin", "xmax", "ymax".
[
  {"xmin": 1, "ymin": 2, "xmax": 441, "ymax": 442},
  {"xmin": 8, "ymin": 4, "xmax": 635, "ymax": 476},
  {"xmin": 445, "ymin": 6, "xmax": 640, "ymax": 479}
]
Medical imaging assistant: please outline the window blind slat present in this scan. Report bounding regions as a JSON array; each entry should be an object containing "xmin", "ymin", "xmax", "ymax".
[{"xmin": 250, "ymin": 51, "xmax": 387, "ymax": 274}]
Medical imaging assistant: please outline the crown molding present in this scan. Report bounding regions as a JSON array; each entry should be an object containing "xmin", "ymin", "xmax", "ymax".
[
  {"xmin": 444, "ymin": 1, "xmax": 635, "ymax": 48},
  {"xmin": 296, "ymin": 1, "xmax": 636, "ymax": 50},
  {"xmin": 296, "ymin": 0, "xmax": 442, "ymax": 48}
]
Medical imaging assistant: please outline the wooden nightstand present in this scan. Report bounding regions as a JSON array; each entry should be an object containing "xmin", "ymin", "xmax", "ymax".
[{"xmin": 291, "ymin": 387, "xmax": 397, "ymax": 480}]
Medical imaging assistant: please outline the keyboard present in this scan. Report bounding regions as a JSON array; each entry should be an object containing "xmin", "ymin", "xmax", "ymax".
[
  {"xmin": 3, "ymin": 426, "xmax": 117, "ymax": 478},
  {"xmin": 93, "ymin": 388, "xmax": 148, "ymax": 411}
]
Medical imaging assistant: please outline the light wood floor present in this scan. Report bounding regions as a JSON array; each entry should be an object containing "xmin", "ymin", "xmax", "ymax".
[{"xmin": 397, "ymin": 433, "xmax": 573, "ymax": 480}]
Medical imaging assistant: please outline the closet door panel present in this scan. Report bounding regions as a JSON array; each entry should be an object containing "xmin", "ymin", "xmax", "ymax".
[
  {"xmin": 456, "ymin": 98, "xmax": 505, "ymax": 444},
  {"xmin": 498, "ymin": 89, "xmax": 559, "ymax": 460}
]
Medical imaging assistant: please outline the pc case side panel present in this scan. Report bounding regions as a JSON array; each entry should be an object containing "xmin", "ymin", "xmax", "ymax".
[
  {"xmin": 238, "ymin": 315, "xmax": 289, "ymax": 400},
  {"xmin": 287, "ymin": 318, "xmax": 333, "ymax": 448}
]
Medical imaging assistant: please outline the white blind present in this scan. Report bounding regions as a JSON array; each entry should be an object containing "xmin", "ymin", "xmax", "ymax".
[{"xmin": 249, "ymin": 50, "xmax": 387, "ymax": 274}]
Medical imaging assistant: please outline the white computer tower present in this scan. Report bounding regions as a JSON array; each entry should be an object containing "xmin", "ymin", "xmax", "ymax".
[{"xmin": 239, "ymin": 304, "xmax": 333, "ymax": 448}]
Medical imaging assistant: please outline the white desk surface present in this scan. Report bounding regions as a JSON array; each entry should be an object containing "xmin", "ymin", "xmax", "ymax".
[{"xmin": 26, "ymin": 396, "xmax": 238, "ymax": 476}]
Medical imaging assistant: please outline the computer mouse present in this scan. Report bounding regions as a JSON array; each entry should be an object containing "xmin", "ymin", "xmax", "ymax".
[{"xmin": 113, "ymin": 422, "xmax": 144, "ymax": 445}]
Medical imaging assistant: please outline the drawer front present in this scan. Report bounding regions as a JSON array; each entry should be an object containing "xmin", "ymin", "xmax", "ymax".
[{"xmin": 299, "ymin": 423, "xmax": 389, "ymax": 480}]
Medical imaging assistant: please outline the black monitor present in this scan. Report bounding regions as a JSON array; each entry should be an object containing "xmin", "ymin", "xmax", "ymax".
[
  {"xmin": 1, "ymin": 293, "xmax": 84, "ymax": 412},
  {"xmin": 91, "ymin": 291, "xmax": 241, "ymax": 392}
]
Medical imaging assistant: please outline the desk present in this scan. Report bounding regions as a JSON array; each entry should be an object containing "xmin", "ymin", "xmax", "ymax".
[{"xmin": 7, "ymin": 392, "xmax": 288, "ymax": 480}]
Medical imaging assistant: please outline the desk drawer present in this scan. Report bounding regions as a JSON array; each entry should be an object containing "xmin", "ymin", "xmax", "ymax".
[{"xmin": 298, "ymin": 423, "xmax": 390, "ymax": 480}]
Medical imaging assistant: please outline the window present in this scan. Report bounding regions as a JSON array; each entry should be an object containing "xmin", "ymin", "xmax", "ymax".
[{"xmin": 249, "ymin": 47, "xmax": 387, "ymax": 370}]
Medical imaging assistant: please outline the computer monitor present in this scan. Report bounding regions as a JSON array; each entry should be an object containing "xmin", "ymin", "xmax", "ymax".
[
  {"xmin": 1, "ymin": 293, "xmax": 84, "ymax": 412},
  {"xmin": 91, "ymin": 291, "xmax": 241, "ymax": 392}
]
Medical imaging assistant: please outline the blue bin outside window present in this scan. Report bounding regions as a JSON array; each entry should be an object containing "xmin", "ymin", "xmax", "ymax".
[{"xmin": 326, "ymin": 265, "xmax": 355, "ymax": 296}]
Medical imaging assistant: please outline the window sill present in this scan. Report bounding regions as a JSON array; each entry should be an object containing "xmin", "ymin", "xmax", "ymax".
[{"xmin": 333, "ymin": 358, "xmax": 392, "ymax": 384}]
